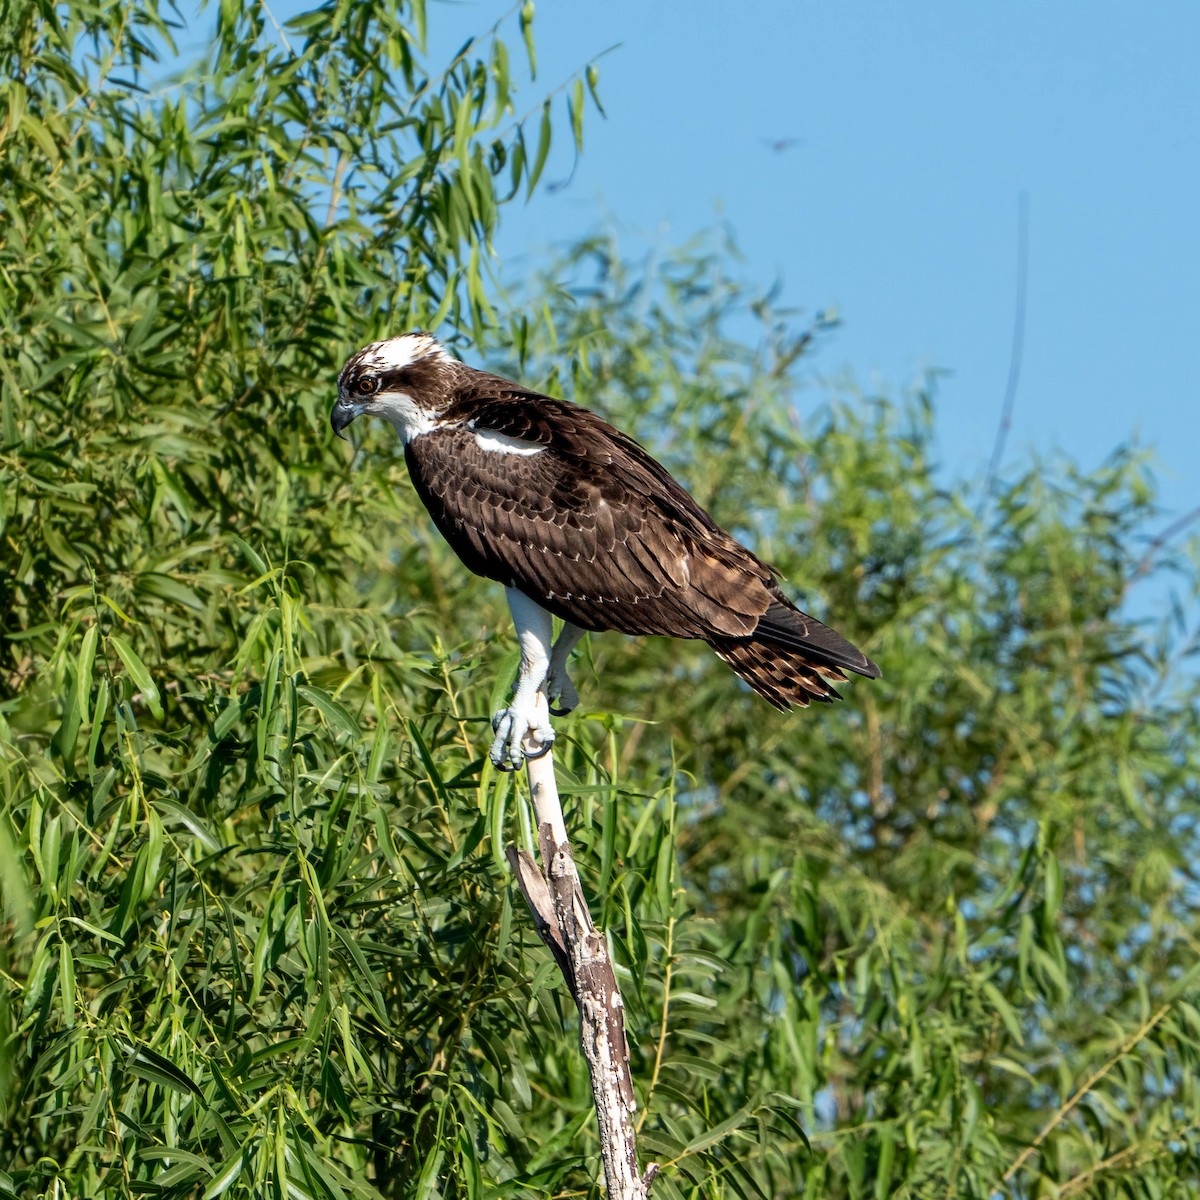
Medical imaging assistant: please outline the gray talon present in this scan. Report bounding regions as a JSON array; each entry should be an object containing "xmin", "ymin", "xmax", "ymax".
[
  {"xmin": 544, "ymin": 669, "xmax": 579, "ymax": 717},
  {"xmin": 489, "ymin": 702, "xmax": 554, "ymax": 768}
]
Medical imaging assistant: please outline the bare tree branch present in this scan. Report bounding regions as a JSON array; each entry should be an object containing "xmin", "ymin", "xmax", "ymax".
[
  {"xmin": 978, "ymin": 191, "xmax": 1030, "ymax": 521},
  {"xmin": 507, "ymin": 693, "xmax": 658, "ymax": 1197},
  {"xmin": 1126, "ymin": 502, "xmax": 1200, "ymax": 594}
]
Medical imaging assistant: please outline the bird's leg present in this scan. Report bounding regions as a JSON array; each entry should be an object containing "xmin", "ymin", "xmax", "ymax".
[
  {"xmin": 491, "ymin": 589, "xmax": 556, "ymax": 770},
  {"xmin": 545, "ymin": 622, "xmax": 586, "ymax": 716}
]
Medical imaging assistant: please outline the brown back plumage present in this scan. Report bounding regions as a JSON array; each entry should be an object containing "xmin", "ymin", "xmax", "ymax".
[{"xmin": 402, "ymin": 368, "xmax": 880, "ymax": 707}]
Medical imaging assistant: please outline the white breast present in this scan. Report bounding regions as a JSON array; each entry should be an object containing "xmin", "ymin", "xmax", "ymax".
[{"xmin": 375, "ymin": 392, "xmax": 438, "ymax": 445}]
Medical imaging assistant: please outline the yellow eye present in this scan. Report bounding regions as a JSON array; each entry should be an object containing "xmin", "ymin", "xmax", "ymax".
[{"xmin": 356, "ymin": 375, "xmax": 379, "ymax": 396}]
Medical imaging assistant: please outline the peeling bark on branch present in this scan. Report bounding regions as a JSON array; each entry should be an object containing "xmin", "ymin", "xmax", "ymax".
[{"xmin": 506, "ymin": 696, "xmax": 657, "ymax": 1198}]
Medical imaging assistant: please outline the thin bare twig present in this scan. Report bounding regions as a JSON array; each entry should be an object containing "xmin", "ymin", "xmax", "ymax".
[
  {"xmin": 978, "ymin": 192, "xmax": 1030, "ymax": 522},
  {"xmin": 637, "ymin": 912, "xmax": 674, "ymax": 1134},
  {"xmin": 1059, "ymin": 1120, "xmax": 1200, "ymax": 1197},
  {"xmin": 1126, "ymin": 503, "xmax": 1200, "ymax": 593},
  {"xmin": 258, "ymin": 0, "xmax": 295, "ymax": 55},
  {"xmin": 1000, "ymin": 1003, "xmax": 1171, "ymax": 1185}
]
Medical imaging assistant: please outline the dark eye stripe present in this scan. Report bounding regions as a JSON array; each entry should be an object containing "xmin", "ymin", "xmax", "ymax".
[{"xmin": 378, "ymin": 367, "xmax": 412, "ymax": 390}]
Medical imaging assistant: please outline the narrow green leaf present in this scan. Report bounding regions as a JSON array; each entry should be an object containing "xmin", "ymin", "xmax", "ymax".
[
  {"xmin": 654, "ymin": 830, "xmax": 674, "ymax": 915},
  {"xmin": 297, "ymin": 684, "xmax": 360, "ymax": 741},
  {"xmin": 109, "ymin": 634, "xmax": 163, "ymax": 721},
  {"xmin": 570, "ymin": 78, "xmax": 584, "ymax": 153},
  {"xmin": 153, "ymin": 798, "xmax": 222, "ymax": 853},
  {"xmin": 58, "ymin": 940, "xmax": 75, "ymax": 1028},
  {"xmin": 329, "ymin": 921, "xmax": 387, "ymax": 1022},
  {"xmin": 681, "ymin": 1104, "xmax": 755, "ymax": 1154},
  {"xmin": 63, "ymin": 916, "xmax": 125, "ymax": 947},
  {"xmin": 586, "ymin": 63, "xmax": 605, "ymax": 115},
  {"xmin": 519, "ymin": 1, "xmax": 536, "ymax": 77},
  {"xmin": 125, "ymin": 1043, "xmax": 204, "ymax": 1098},
  {"xmin": 76, "ymin": 623, "xmax": 98, "ymax": 727},
  {"xmin": 527, "ymin": 100, "xmax": 552, "ymax": 196},
  {"xmin": 1043, "ymin": 852, "xmax": 1064, "ymax": 924},
  {"xmin": 202, "ymin": 1150, "xmax": 245, "ymax": 1199},
  {"xmin": 415, "ymin": 1146, "xmax": 444, "ymax": 1200}
]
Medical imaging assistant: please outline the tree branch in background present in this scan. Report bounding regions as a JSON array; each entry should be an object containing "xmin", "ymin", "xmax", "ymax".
[
  {"xmin": 1126, "ymin": 502, "xmax": 1200, "ymax": 594},
  {"xmin": 978, "ymin": 191, "xmax": 1030, "ymax": 521},
  {"xmin": 505, "ymin": 692, "xmax": 657, "ymax": 1198}
]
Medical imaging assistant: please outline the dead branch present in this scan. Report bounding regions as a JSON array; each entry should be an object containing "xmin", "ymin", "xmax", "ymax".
[{"xmin": 506, "ymin": 692, "xmax": 658, "ymax": 1198}]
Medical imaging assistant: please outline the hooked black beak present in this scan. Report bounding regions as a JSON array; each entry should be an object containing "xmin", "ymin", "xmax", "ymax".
[{"xmin": 330, "ymin": 397, "xmax": 361, "ymax": 440}]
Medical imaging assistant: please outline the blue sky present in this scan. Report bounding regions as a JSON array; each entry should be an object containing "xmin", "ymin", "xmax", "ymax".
[{"xmin": 431, "ymin": 2, "xmax": 1200, "ymax": 522}]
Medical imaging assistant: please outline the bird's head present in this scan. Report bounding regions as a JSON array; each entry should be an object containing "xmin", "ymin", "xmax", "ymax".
[{"xmin": 331, "ymin": 331, "xmax": 455, "ymax": 444}]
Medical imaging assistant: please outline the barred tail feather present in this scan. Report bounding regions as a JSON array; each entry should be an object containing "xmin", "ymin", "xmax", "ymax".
[
  {"xmin": 709, "ymin": 599, "xmax": 879, "ymax": 710},
  {"xmin": 709, "ymin": 637, "xmax": 848, "ymax": 711},
  {"xmin": 755, "ymin": 599, "xmax": 882, "ymax": 680}
]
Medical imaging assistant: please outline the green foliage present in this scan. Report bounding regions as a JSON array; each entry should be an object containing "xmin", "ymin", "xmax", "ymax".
[
  {"xmin": 500, "ymin": 243, "xmax": 1200, "ymax": 1196},
  {"xmin": 4, "ymin": 3, "xmax": 1200, "ymax": 1198}
]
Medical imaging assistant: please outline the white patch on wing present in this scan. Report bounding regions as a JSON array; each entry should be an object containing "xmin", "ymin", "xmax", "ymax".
[
  {"xmin": 473, "ymin": 428, "xmax": 546, "ymax": 457},
  {"xmin": 374, "ymin": 391, "xmax": 438, "ymax": 444},
  {"xmin": 360, "ymin": 332, "xmax": 451, "ymax": 372}
]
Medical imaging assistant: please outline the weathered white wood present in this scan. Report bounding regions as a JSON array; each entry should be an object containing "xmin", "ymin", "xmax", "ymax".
[
  {"xmin": 523, "ymin": 692, "xmax": 569, "ymax": 848},
  {"xmin": 513, "ymin": 693, "xmax": 658, "ymax": 1198}
]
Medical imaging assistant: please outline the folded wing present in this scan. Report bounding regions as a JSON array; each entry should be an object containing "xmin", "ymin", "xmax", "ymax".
[{"xmin": 405, "ymin": 383, "xmax": 879, "ymax": 706}]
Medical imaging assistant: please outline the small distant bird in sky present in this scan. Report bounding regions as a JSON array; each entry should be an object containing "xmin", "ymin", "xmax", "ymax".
[{"xmin": 332, "ymin": 333, "xmax": 880, "ymax": 769}]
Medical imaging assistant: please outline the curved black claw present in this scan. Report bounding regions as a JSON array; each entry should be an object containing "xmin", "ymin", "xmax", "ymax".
[{"xmin": 524, "ymin": 740, "xmax": 554, "ymax": 760}]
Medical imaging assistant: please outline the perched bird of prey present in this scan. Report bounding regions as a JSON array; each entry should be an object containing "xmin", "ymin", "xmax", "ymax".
[{"xmin": 332, "ymin": 332, "xmax": 880, "ymax": 769}]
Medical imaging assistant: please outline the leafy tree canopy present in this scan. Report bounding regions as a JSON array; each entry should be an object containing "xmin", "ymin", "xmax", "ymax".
[{"xmin": 2, "ymin": 2, "xmax": 1199, "ymax": 1198}]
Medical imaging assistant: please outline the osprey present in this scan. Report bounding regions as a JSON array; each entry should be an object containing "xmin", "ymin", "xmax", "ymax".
[{"xmin": 332, "ymin": 332, "xmax": 880, "ymax": 769}]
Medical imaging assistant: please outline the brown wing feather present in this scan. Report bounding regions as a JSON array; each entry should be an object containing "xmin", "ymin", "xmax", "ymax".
[
  {"xmin": 405, "ymin": 392, "xmax": 774, "ymax": 637},
  {"xmin": 404, "ymin": 385, "xmax": 880, "ymax": 687},
  {"xmin": 405, "ymin": 425, "xmax": 721, "ymax": 636}
]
